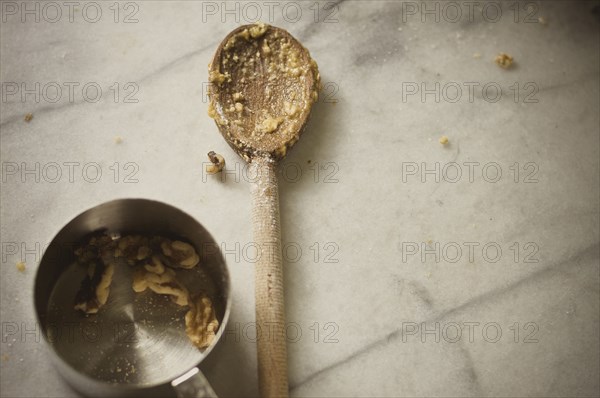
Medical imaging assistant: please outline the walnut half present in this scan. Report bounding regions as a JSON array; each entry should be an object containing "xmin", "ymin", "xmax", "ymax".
[
  {"xmin": 185, "ymin": 295, "xmax": 220, "ymax": 349},
  {"xmin": 74, "ymin": 261, "xmax": 115, "ymax": 314}
]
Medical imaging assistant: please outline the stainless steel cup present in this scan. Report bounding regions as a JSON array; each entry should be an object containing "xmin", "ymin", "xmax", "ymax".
[{"xmin": 34, "ymin": 199, "xmax": 231, "ymax": 397}]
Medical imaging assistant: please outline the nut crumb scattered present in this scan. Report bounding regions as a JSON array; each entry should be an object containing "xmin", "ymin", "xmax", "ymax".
[
  {"xmin": 257, "ymin": 116, "xmax": 282, "ymax": 134},
  {"xmin": 114, "ymin": 136, "xmax": 123, "ymax": 144},
  {"xmin": 16, "ymin": 261, "xmax": 26, "ymax": 272},
  {"xmin": 439, "ymin": 136, "xmax": 449, "ymax": 145},
  {"xmin": 538, "ymin": 16, "xmax": 547, "ymax": 25},
  {"xmin": 472, "ymin": 53, "xmax": 482, "ymax": 59},
  {"xmin": 24, "ymin": 113, "xmax": 33, "ymax": 122},
  {"xmin": 206, "ymin": 151, "xmax": 225, "ymax": 174},
  {"xmin": 495, "ymin": 53, "xmax": 514, "ymax": 69},
  {"xmin": 249, "ymin": 22, "xmax": 267, "ymax": 39}
]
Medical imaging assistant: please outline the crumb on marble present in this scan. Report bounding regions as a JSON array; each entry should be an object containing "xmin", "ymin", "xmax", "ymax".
[
  {"xmin": 16, "ymin": 261, "xmax": 26, "ymax": 272},
  {"xmin": 24, "ymin": 113, "xmax": 33, "ymax": 122},
  {"xmin": 472, "ymin": 53, "xmax": 482, "ymax": 59},
  {"xmin": 114, "ymin": 136, "xmax": 123, "ymax": 144},
  {"xmin": 495, "ymin": 53, "xmax": 514, "ymax": 69},
  {"xmin": 439, "ymin": 136, "xmax": 449, "ymax": 145}
]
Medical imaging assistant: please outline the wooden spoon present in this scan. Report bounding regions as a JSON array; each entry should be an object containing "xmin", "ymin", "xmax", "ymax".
[{"xmin": 207, "ymin": 23, "xmax": 320, "ymax": 398}]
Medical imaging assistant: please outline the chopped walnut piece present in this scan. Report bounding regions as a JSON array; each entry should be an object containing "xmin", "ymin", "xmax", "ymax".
[
  {"xmin": 74, "ymin": 260, "xmax": 115, "ymax": 314},
  {"xmin": 137, "ymin": 246, "xmax": 151, "ymax": 260},
  {"xmin": 132, "ymin": 267, "xmax": 149, "ymax": 293},
  {"xmin": 185, "ymin": 295, "xmax": 220, "ymax": 349},
  {"xmin": 249, "ymin": 22, "xmax": 267, "ymax": 39},
  {"xmin": 209, "ymin": 70, "xmax": 228, "ymax": 85},
  {"xmin": 132, "ymin": 266, "xmax": 189, "ymax": 306},
  {"xmin": 257, "ymin": 116, "xmax": 282, "ymax": 134},
  {"xmin": 144, "ymin": 255, "xmax": 166, "ymax": 274},
  {"xmin": 495, "ymin": 53, "xmax": 514, "ymax": 69},
  {"xmin": 160, "ymin": 239, "xmax": 200, "ymax": 269},
  {"xmin": 73, "ymin": 234, "xmax": 118, "ymax": 314},
  {"xmin": 206, "ymin": 151, "xmax": 225, "ymax": 174},
  {"xmin": 96, "ymin": 262, "xmax": 115, "ymax": 306},
  {"xmin": 115, "ymin": 235, "xmax": 149, "ymax": 265}
]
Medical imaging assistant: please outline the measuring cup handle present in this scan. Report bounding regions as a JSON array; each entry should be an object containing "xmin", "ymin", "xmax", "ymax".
[{"xmin": 171, "ymin": 367, "xmax": 218, "ymax": 398}]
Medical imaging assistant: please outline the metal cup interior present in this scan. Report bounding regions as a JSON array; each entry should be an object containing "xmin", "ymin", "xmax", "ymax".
[{"xmin": 34, "ymin": 199, "xmax": 231, "ymax": 392}]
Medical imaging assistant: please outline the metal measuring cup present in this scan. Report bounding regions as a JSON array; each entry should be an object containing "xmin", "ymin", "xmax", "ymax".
[{"xmin": 34, "ymin": 199, "xmax": 231, "ymax": 397}]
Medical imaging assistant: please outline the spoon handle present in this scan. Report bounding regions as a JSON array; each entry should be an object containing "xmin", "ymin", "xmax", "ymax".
[{"xmin": 249, "ymin": 157, "xmax": 289, "ymax": 398}]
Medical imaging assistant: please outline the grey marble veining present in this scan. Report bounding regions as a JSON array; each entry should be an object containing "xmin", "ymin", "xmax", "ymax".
[{"xmin": 1, "ymin": 1, "xmax": 599, "ymax": 397}]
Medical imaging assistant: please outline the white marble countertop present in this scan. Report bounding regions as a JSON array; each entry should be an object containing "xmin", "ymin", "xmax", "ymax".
[{"xmin": 1, "ymin": 1, "xmax": 599, "ymax": 397}]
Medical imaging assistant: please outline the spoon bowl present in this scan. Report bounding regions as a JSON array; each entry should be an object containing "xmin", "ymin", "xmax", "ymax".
[{"xmin": 208, "ymin": 23, "xmax": 320, "ymax": 162}]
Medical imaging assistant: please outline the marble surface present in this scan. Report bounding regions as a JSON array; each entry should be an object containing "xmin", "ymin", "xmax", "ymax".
[{"xmin": 1, "ymin": 1, "xmax": 599, "ymax": 397}]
